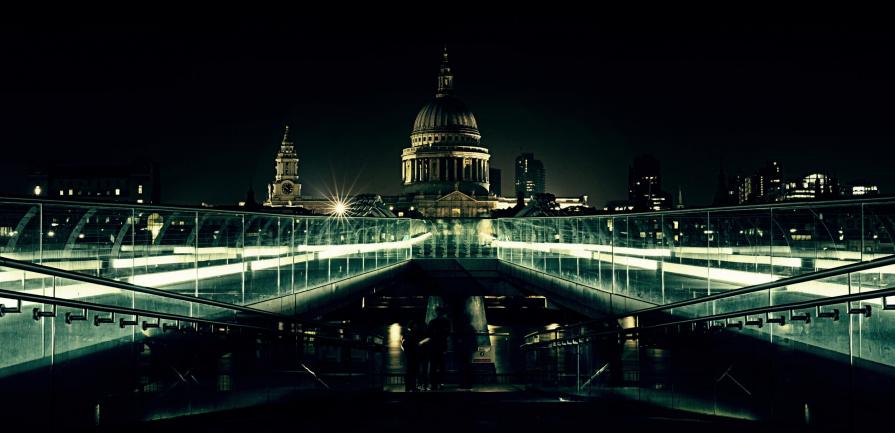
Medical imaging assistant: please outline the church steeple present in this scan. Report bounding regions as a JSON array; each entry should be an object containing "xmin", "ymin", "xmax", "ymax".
[
  {"xmin": 281, "ymin": 125, "xmax": 294, "ymax": 149},
  {"xmin": 266, "ymin": 124, "xmax": 301, "ymax": 206},
  {"xmin": 436, "ymin": 44, "xmax": 453, "ymax": 97}
]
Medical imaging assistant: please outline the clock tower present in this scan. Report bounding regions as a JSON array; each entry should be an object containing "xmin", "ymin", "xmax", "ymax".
[{"xmin": 265, "ymin": 125, "xmax": 302, "ymax": 207}]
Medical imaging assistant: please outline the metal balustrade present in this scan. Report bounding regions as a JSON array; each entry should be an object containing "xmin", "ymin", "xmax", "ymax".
[{"xmin": 4, "ymin": 195, "xmax": 895, "ymax": 380}]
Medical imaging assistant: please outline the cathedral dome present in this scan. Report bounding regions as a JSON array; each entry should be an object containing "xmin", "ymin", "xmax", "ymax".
[
  {"xmin": 402, "ymin": 47, "xmax": 491, "ymax": 199},
  {"xmin": 412, "ymin": 95, "xmax": 479, "ymax": 135}
]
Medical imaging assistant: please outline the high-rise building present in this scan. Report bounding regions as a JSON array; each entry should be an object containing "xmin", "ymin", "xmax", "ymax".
[
  {"xmin": 628, "ymin": 155, "xmax": 670, "ymax": 211},
  {"xmin": 265, "ymin": 125, "xmax": 302, "ymax": 207},
  {"xmin": 759, "ymin": 161, "xmax": 784, "ymax": 201},
  {"xmin": 715, "ymin": 160, "xmax": 869, "ymax": 206},
  {"xmin": 722, "ymin": 161, "xmax": 785, "ymax": 205},
  {"xmin": 514, "ymin": 153, "xmax": 546, "ymax": 198}
]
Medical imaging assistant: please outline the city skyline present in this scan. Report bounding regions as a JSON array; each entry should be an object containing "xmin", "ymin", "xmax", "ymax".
[{"xmin": 3, "ymin": 18, "xmax": 895, "ymax": 206}]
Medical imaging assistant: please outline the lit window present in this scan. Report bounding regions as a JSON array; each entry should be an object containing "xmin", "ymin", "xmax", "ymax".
[
  {"xmin": 115, "ymin": 188, "xmax": 121, "ymax": 196},
  {"xmin": 136, "ymin": 199, "xmax": 144, "ymax": 204},
  {"xmin": 138, "ymin": 185, "xmax": 143, "ymax": 194},
  {"xmin": 59, "ymin": 190, "xmax": 64, "ymax": 196},
  {"xmin": 33, "ymin": 185, "xmax": 42, "ymax": 196},
  {"xmin": 68, "ymin": 189, "xmax": 74, "ymax": 196}
]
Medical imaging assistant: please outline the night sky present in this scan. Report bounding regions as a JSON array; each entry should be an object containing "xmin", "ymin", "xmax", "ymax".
[{"xmin": 2, "ymin": 17, "xmax": 894, "ymax": 207}]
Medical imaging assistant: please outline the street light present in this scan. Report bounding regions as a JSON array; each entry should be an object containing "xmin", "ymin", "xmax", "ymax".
[{"xmin": 333, "ymin": 200, "xmax": 348, "ymax": 217}]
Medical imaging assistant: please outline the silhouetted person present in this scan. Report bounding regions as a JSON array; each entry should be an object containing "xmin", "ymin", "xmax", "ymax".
[
  {"xmin": 426, "ymin": 307, "xmax": 452, "ymax": 390},
  {"xmin": 418, "ymin": 334, "xmax": 431, "ymax": 391},
  {"xmin": 401, "ymin": 320, "xmax": 423, "ymax": 392}
]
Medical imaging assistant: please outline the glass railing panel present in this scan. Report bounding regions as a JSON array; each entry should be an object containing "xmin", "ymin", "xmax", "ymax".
[
  {"xmin": 661, "ymin": 269, "xmax": 859, "ymax": 355},
  {"xmin": 661, "ymin": 212, "xmax": 711, "ymax": 314},
  {"xmin": 0, "ymin": 269, "xmax": 50, "ymax": 378},
  {"xmin": 39, "ymin": 204, "xmax": 127, "ymax": 279},
  {"xmin": 396, "ymin": 219, "xmax": 406, "ymax": 263},
  {"xmin": 375, "ymin": 218, "xmax": 391, "ymax": 265},
  {"xmin": 503, "ymin": 218, "xmax": 525, "ymax": 266},
  {"xmin": 359, "ymin": 219, "xmax": 375, "ymax": 272},
  {"xmin": 703, "ymin": 208, "xmax": 775, "ymax": 292},
  {"xmin": 0, "ymin": 201, "xmax": 46, "ymax": 323},
  {"xmin": 472, "ymin": 218, "xmax": 496, "ymax": 258},
  {"xmin": 850, "ymin": 203, "xmax": 895, "ymax": 366},
  {"xmin": 414, "ymin": 218, "xmax": 435, "ymax": 258},
  {"xmin": 344, "ymin": 218, "xmax": 365, "ymax": 279},
  {"xmin": 128, "ymin": 208, "xmax": 201, "ymax": 306},
  {"xmin": 526, "ymin": 218, "xmax": 544, "ymax": 270},
  {"xmin": 625, "ymin": 214, "xmax": 665, "ymax": 303},
  {"xmin": 276, "ymin": 216, "xmax": 295, "ymax": 296},
  {"xmin": 409, "ymin": 218, "xmax": 494, "ymax": 259},
  {"xmin": 399, "ymin": 218, "xmax": 413, "ymax": 261},
  {"xmin": 850, "ymin": 202, "xmax": 895, "ymax": 365},
  {"xmin": 329, "ymin": 219, "xmax": 352, "ymax": 281},
  {"xmin": 0, "ymin": 201, "xmax": 43, "ymax": 264},
  {"xmin": 552, "ymin": 217, "xmax": 579, "ymax": 282},
  {"xmin": 610, "ymin": 216, "xmax": 630, "ymax": 297},
  {"xmin": 363, "ymin": 218, "xmax": 378, "ymax": 266},
  {"xmin": 49, "ymin": 276, "xmax": 135, "ymax": 370},
  {"xmin": 858, "ymin": 202, "xmax": 895, "ymax": 292},
  {"xmin": 494, "ymin": 219, "xmax": 516, "ymax": 264},
  {"xmin": 856, "ymin": 296, "xmax": 895, "ymax": 366},
  {"xmin": 293, "ymin": 217, "xmax": 309, "ymax": 292},
  {"xmin": 580, "ymin": 216, "xmax": 612, "ymax": 291},
  {"xmin": 306, "ymin": 218, "xmax": 334, "ymax": 290},
  {"xmin": 769, "ymin": 204, "xmax": 862, "ymax": 279},
  {"xmin": 862, "ymin": 202, "xmax": 895, "ymax": 259},
  {"xmin": 243, "ymin": 214, "xmax": 282, "ymax": 304},
  {"xmin": 188, "ymin": 212, "xmax": 243, "ymax": 304}
]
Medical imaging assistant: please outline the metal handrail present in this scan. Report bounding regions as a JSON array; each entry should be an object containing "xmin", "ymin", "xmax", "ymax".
[
  {"xmin": 6, "ymin": 193, "xmax": 893, "ymax": 223},
  {"xmin": 0, "ymin": 255, "xmax": 387, "ymax": 340},
  {"xmin": 0, "ymin": 286, "xmax": 272, "ymax": 332},
  {"xmin": 0, "ymin": 195, "xmax": 407, "ymax": 221},
  {"xmin": 0, "ymin": 287, "xmax": 387, "ymax": 351},
  {"xmin": 523, "ymin": 254, "xmax": 895, "ymax": 340},
  {"xmin": 633, "ymin": 254, "xmax": 895, "ymax": 315},
  {"xmin": 0, "ymin": 255, "xmax": 286, "ymax": 319},
  {"xmin": 521, "ymin": 285, "xmax": 895, "ymax": 349},
  {"xmin": 499, "ymin": 194, "xmax": 895, "ymax": 220}
]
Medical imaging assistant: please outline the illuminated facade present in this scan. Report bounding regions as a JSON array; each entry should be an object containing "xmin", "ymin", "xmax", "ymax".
[
  {"xmin": 265, "ymin": 125, "xmax": 302, "ymax": 207},
  {"xmin": 398, "ymin": 47, "xmax": 498, "ymax": 217},
  {"xmin": 780, "ymin": 172, "xmax": 839, "ymax": 202},
  {"xmin": 842, "ymin": 181, "xmax": 880, "ymax": 197},
  {"xmin": 29, "ymin": 160, "xmax": 160, "ymax": 204}
]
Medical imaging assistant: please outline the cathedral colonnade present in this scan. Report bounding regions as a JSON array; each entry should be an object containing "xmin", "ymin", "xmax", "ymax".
[{"xmin": 402, "ymin": 155, "xmax": 489, "ymax": 184}]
